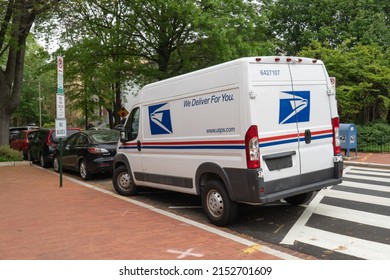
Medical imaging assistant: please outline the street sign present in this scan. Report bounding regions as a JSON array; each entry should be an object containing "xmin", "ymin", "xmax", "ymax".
[
  {"xmin": 56, "ymin": 94, "xmax": 65, "ymax": 118},
  {"xmin": 118, "ymin": 107, "xmax": 129, "ymax": 118},
  {"xmin": 57, "ymin": 56, "xmax": 64, "ymax": 74},
  {"xmin": 55, "ymin": 118, "xmax": 67, "ymax": 138},
  {"xmin": 57, "ymin": 74, "xmax": 64, "ymax": 94}
]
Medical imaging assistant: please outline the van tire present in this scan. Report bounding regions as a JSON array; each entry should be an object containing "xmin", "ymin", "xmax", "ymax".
[
  {"xmin": 113, "ymin": 165, "xmax": 138, "ymax": 196},
  {"xmin": 202, "ymin": 180, "xmax": 237, "ymax": 226},
  {"xmin": 284, "ymin": 191, "xmax": 314, "ymax": 205}
]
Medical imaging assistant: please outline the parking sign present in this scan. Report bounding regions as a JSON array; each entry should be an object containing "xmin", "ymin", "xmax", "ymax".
[{"xmin": 55, "ymin": 118, "xmax": 67, "ymax": 138}]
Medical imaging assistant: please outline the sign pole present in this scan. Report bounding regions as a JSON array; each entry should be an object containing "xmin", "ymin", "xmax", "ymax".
[
  {"xmin": 56, "ymin": 56, "xmax": 66, "ymax": 188},
  {"xmin": 59, "ymin": 138, "xmax": 63, "ymax": 187}
]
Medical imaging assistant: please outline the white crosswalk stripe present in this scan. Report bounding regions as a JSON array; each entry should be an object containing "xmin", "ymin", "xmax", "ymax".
[{"xmin": 281, "ymin": 166, "xmax": 390, "ymax": 259}]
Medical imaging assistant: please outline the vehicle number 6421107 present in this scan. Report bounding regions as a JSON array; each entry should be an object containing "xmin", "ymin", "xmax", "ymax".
[
  {"xmin": 212, "ymin": 266, "xmax": 272, "ymax": 276},
  {"xmin": 260, "ymin": 69, "xmax": 280, "ymax": 76}
]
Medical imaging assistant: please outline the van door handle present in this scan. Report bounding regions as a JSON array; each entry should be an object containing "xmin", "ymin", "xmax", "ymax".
[
  {"xmin": 137, "ymin": 140, "xmax": 142, "ymax": 151},
  {"xmin": 304, "ymin": 129, "xmax": 312, "ymax": 144}
]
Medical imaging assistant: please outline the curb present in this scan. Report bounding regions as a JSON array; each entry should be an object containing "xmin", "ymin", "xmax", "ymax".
[{"xmin": 0, "ymin": 161, "xmax": 32, "ymax": 167}]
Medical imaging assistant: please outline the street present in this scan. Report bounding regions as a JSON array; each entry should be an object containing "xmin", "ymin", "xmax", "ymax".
[{"xmin": 64, "ymin": 165, "xmax": 390, "ymax": 260}]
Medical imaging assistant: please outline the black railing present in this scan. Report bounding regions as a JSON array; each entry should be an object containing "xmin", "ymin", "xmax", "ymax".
[{"xmin": 357, "ymin": 135, "xmax": 390, "ymax": 153}]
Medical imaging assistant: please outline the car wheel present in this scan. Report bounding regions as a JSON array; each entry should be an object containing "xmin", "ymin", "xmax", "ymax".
[
  {"xmin": 40, "ymin": 154, "xmax": 48, "ymax": 168},
  {"xmin": 202, "ymin": 180, "xmax": 237, "ymax": 226},
  {"xmin": 79, "ymin": 160, "xmax": 90, "ymax": 180},
  {"xmin": 53, "ymin": 156, "xmax": 60, "ymax": 173},
  {"xmin": 112, "ymin": 165, "xmax": 138, "ymax": 196},
  {"xmin": 284, "ymin": 191, "xmax": 314, "ymax": 205}
]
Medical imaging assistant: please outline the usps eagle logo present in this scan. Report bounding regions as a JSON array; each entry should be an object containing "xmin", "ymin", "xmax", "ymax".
[
  {"xmin": 149, "ymin": 103, "xmax": 173, "ymax": 135},
  {"xmin": 279, "ymin": 91, "xmax": 310, "ymax": 124}
]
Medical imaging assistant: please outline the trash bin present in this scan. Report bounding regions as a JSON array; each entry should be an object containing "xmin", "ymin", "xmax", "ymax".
[{"xmin": 339, "ymin": 123, "xmax": 358, "ymax": 157}]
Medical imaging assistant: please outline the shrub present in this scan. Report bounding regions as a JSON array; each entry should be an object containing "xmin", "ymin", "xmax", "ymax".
[
  {"xmin": 356, "ymin": 123, "xmax": 390, "ymax": 152},
  {"xmin": 0, "ymin": 146, "xmax": 23, "ymax": 162}
]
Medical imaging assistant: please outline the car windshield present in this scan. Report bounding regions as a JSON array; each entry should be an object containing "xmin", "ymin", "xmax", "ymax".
[{"xmin": 89, "ymin": 130, "xmax": 120, "ymax": 144}]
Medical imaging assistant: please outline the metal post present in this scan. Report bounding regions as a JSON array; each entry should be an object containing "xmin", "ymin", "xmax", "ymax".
[
  {"xmin": 59, "ymin": 138, "xmax": 63, "ymax": 188},
  {"xmin": 38, "ymin": 80, "xmax": 42, "ymax": 127}
]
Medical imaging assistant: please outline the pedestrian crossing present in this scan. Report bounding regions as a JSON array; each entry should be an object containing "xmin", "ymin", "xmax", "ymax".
[{"xmin": 281, "ymin": 166, "xmax": 390, "ymax": 259}]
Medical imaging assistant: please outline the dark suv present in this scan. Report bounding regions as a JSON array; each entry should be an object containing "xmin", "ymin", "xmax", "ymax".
[{"xmin": 28, "ymin": 128, "xmax": 81, "ymax": 167}]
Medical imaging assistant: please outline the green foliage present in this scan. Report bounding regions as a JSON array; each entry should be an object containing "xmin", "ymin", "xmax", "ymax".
[
  {"xmin": 357, "ymin": 123, "xmax": 390, "ymax": 152},
  {"xmin": 264, "ymin": 0, "xmax": 390, "ymax": 55},
  {"xmin": 0, "ymin": 146, "xmax": 23, "ymax": 162},
  {"xmin": 11, "ymin": 36, "xmax": 56, "ymax": 127},
  {"xmin": 299, "ymin": 42, "xmax": 390, "ymax": 124}
]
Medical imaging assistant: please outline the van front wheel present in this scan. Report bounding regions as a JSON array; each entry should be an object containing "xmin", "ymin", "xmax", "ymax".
[
  {"xmin": 113, "ymin": 165, "xmax": 138, "ymax": 196},
  {"xmin": 202, "ymin": 180, "xmax": 237, "ymax": 226}
]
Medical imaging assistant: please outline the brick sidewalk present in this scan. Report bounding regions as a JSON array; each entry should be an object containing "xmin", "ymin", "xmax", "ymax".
[
  {"xmin": 343, "ymin": 152, "xmax": 390, "ymax": 169},
  {"xmin": 0, "ymin": 165, "xmax": 301, "ymax": 260}
]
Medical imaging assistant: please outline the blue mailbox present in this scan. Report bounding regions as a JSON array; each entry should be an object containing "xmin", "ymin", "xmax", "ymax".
[{"xmin": 339, "ymin": 123, "xmax": 358, "ymax": 157}]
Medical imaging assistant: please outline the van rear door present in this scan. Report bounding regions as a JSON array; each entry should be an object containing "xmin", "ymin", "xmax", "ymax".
[
  {"xmin": 249, "ymin": 57, "xmax": 336, "ymax": 199},
  {"xmin": 288, "ymin": 61, "xmax": 335, "ymax": 182},
  {"xmin": 248, "ymin": 60, "xmax": 302, "ymax": 185}
]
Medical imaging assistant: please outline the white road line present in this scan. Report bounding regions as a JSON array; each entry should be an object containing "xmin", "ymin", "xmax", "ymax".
[
  {"xmin": 292, "ymin": 226, "xmax": 390, "ymax": 260},
  {"xmin": 343, "ymin": 173, "xmax": 390, "ymax": 184},
  {"xmin": 315, "ymin": 203, "xmax": 390, "ymax": 229},
  {"xmin": 340, "ymin": 180, "xmax": 390, "ymax": 193},
  {"xmin": 326, "ymin": 189, "xmax": 390, "ymax": 206},
  {"xmin": 280, "ymin": 187, "xmax": 329, "ymax": 245},
  {"xmin": 348, "ymin": 166, "xmax": 390, "ymax": 174}
]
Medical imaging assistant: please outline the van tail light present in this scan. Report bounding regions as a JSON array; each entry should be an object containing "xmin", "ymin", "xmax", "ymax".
[
  {"xmin": 332, "ymin": 117, "xmax": 341, "ymax": 155},
  {"xmin": 245, "ymin": 125, "xmax": 260, "ymax": 169}
]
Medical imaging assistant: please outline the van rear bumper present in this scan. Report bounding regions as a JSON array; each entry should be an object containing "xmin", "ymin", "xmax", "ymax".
[
  {"xmin": 225, "ymin": 161, "xmax": 343, "ymax": 204},
  {"xmin": 259, "ymin": 177, "xmax": 342, "ymax": 204}
]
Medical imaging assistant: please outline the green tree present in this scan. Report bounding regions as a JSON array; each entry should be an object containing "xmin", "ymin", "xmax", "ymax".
[
  {"xmin": 0, "ymin": 0, "xmax": 60, "ymax": 145},
  {"xmin": 265, "ymin": 0, "xmax": 390, "ymax": 55},
  {"xmin": 35, "ymin": 0, "xmax": 272, "ymax": 127},
  {"xmin": 300, "ymin": 41, "xmax": 390, "ymax": 124},
  {"xmin": 12, "ymin": 36, "xmax": 56, "ymax": 127}
]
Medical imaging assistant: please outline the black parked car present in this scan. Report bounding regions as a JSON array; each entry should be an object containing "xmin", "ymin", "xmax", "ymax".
[
  {"xmin": 53, "ymin": 129, "xmax": 120, "ymax": 180},
  {"xmin": 28, "ymin": 128, "xmax": 81, "ymax": 167}
]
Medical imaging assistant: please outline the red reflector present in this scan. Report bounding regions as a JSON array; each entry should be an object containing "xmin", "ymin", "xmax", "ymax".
[
  {"xmin": 286, "ymin": 58, "xmax": 292, "ymax": 62},
  {"xmin": 255, "ymin": 58, "xmax": 261, "ymax": 62},
  {"xmin": 312, "ymin": 59, "xmax": 318, "ymax": 63},
  {"xmin": 260, "ymin": 187, "xmax": 265, "ymax": 193},
  {"xmin": 275, "ymin": 57, "xmax": 280, "ymax": 62}
]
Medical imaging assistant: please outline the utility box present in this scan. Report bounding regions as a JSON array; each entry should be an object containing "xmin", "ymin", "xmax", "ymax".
[{"xmin": 340, "ymin": 123, "xmax": 357, "ymax": 157}]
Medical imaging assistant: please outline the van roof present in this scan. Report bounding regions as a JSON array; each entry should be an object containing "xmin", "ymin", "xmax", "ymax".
[{"xmin": 135, "ymin": 56, "xmax": 324, "ymax": 104}]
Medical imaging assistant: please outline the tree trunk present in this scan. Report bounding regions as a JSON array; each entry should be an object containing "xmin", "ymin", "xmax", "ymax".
[
  {"xmin": 0, "ymin": 102, "xmax": 11, "ymax": 145},
  {"xmin": 0, "ymin": 0, "xmax": 60, "ymax": 146}
]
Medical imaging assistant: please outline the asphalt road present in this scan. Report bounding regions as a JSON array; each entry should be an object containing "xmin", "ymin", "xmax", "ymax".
[{"xmin": 58, "ymin": 165, "xmax": 390, "ymax": 260}]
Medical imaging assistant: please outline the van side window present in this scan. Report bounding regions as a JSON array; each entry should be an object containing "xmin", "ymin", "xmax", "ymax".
[{"xmin": 126, "ymin": 107, "xmax": 140, "ymax": 141}]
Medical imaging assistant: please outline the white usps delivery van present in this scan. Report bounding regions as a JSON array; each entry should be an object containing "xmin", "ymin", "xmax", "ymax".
[{"xmin": 113, "ymin": 56, "xmax": 343, "ymax": 226}]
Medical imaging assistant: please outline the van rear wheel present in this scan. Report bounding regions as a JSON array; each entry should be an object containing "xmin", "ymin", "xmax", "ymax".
[
  {"xmin": 112, "ymin": 165, "xmax": 138, "ymax": 196},
  {"xmin": 284, "ymin": 191, "xmax": 314, "ymax": 205},
  {"xmin": 202, "ymin": 180, "xmax": 237, "ymax": 226}
]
